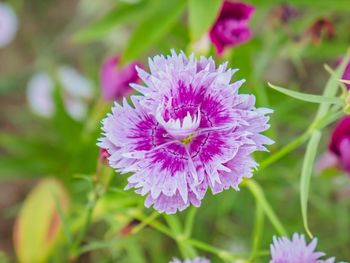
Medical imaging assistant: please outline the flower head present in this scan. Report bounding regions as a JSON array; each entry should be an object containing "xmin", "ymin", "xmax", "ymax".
[
  {"xmin": 98, "ymin": 51, "xmax": 273, "ymax": 214},
  {"xmin": 100, "ymin": 55, "xmax": 141, "ymax": 101},
  {"xmin": 0, "ymin": 3, "xmax": 18, "ymax": 48},
  {"xmin": 209, "ymin": 1, "xmax": 255, "ymax": 55},
  {"xmin": 270, "ymin": 233, "xmax": 335, "ymax": 263},
  {"xmin": 329, "ymin": 116, "xmax": 350, "ymax": 174},
  {"xmin": 169, "ymin": 257, "xmax": 210, "ymax": 263}
]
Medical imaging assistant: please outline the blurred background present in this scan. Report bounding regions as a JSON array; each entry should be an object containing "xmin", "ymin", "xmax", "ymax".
[{"xmin": 0, "ymin": 0, "xmax": 350, "ymax": 262}]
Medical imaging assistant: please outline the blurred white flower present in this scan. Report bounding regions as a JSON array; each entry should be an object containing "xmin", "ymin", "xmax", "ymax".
[
  {"xmin": 26, "ymin": 72, "xmax": 55, "ymax": 118},
  {"xmin": 0, "ymin": 3, "xmax": 18, "ymax": 48},
  {"xmin": 27, "ymin": 67, "xmax": 94, "ymax": 121},
  {"xmin": 58, "ymin": 66, "xmax": 94, "ymax": 99},
  {"xmin": 64, "ymin": 96, "xmax": 88, "ymax": 121}
]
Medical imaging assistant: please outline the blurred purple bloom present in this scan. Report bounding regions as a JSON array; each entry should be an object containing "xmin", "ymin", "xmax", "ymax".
[
  {"xmin": 98, "ymin": 51, "xmax": 273, "ymax": 214},
  {"xmin": 0, "ymin": 3, "xmax": 18, "ymax": 48},
  {"xmin": 169, "ymin": 257, "xmax": 210, "ymax": 263},
  {"xmin": 209, "ymin": 1, "xmax": 255, "ymax": 55},
  {"xmin": 100, "ymin": 55, "xmax": 141, "ymax": 101},
  {"xmin": 270, "ymin": 233, "xmax": 335, "ymax": 263},
  {"xmin": 329, "ymin": 116, "xmax": 350, "ymax": 174}
]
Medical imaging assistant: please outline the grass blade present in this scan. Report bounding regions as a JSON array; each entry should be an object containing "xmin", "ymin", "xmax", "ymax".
[
  {"xmin": 268, "ymin": 83, "xmax": 343, "ymax": 105},
  {"xmin": 300, "ymin": 130, "xmax": 321, "ymax": 238}
]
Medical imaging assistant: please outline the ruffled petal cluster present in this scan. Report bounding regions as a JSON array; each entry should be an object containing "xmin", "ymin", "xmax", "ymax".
[
  {"xmin": 99, "ymin": 51, "xmax": 273, "ymax": 214},
  {"xmin": 270, "ymin": 233, "xmax": 335, "ymax": 263}
]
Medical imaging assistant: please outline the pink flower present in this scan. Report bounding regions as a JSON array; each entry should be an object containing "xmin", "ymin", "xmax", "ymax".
[
  {"xmin": 100, "ymin": 55, "xmax": 142, "ymax": 101},
  {"xmin": 209, "ymin": 1, "xmax": 255, "ymax": 55},
  {"xmin": 270, "ymin": 233, "xmax": 335, "ymax": 263},
  {"xmin": 98, "ymin": 51, "xmax": 273, "ymax": 214},
  {"xmin": 329, "ymin": 116, "xmax": 350, "ymax": 174}
]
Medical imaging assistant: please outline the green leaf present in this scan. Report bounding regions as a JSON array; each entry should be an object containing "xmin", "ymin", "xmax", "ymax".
[
  {"xmin": 299, "ymin": 50, "xmax": 350, "ymax": 238},
  {"xmin": 245, "ymin": 180, "xmax": 287, "ymax": 236},
  {"xmin": 14, "ymin": 178, "xmax": 69, "ymax": 263},
  {"xmin": 268, "ymin": 82, "xmax": 343, "ymax": 105},
  {"xmin": 72, "ymin": 1, "xmax": 148, "ymax": 43},
  {"xmin": 300, "ymin": 130, "xmax": 321, "ymax": 238},
  {"xmin": 121, "ymin": 0, "xmax": 186, "ymax": 64},
  {"xmin": 188, "ymin": 0, "xmax": 222, "ymax": 41}
]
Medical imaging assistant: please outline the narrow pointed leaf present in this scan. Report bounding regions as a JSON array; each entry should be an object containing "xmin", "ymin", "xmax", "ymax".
[
  {"xmin": 300, "ymin": 130, "xmax": 321, "ymax": 238},
  {"xmin": 268, "ymin": 82, "xmax": 343, "ymax": 104}
]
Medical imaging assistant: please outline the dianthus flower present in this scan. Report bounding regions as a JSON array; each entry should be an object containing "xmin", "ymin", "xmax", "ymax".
[
  {"xmin": 270, "ymin": 233, "xmax": 335, "ymax": 263},
  {"xmin": 169, "ymin": 257, "xmax": 210, "ymax": 263},
  {"xmin": 98, "ymin": 51, "xmax": 273, "ymax": 213},
  {"xmin": 209, "ymin": 1, "xmax": 255, "ymax": 55}
]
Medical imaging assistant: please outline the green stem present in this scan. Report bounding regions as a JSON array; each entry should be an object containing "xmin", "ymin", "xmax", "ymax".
[
  {"xmin": 259, "ymin": 110, "xmax": 344, "ymax": 171},
  {"xmin": 184, "ymin": 207, "xmax": 197, "ymax": 238},
  {"xmin": 185, "ymin": 239, "xmax": 247, "ymax": 262},
  {"xmin": 164, "ymin": 214, "xmax": 197, "ymax": 259},
  {"xmin": 245, "ymin": 180, "xmax": 287, "ymax": 236},
  {"xmin": 249, "ymin": 202, "xmax": 264, "ymax": 261},
  {"xmin": 131, "ymin": 212, "xmax": 160, "ymax": 235}
]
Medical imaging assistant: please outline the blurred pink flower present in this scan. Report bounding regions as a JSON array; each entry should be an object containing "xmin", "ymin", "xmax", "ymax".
[
  {"xmin": 209, "ymin": 1, "xmax": 255, "ymax": 55},
  {"xmin": 0, "ymin": 3, "xmax": 18, "ymax": 48},
  {"xmin": 100, "ymin": 55, "xmax": 142, "ymax": 101},
  {"xmin": 329, "ymin": 116, "xmax": 350, "ymax": 174}
]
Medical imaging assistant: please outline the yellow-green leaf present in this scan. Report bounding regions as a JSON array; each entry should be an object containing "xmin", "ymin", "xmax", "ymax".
[{"xmin": 14, "ymin": 178, "xmax": 69, "ymax": 263}]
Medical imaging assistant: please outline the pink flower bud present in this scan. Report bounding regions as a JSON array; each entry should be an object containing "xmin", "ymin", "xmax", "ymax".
[{"xmin": 209, "ymin": 1, "xmax": 255, "ymax": 55}]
